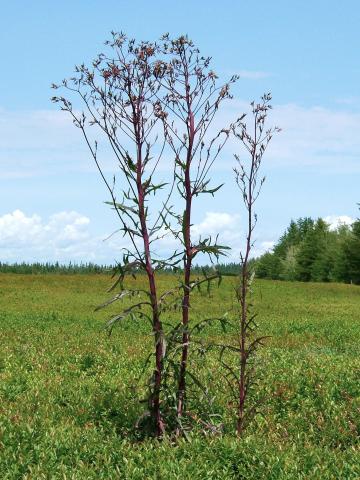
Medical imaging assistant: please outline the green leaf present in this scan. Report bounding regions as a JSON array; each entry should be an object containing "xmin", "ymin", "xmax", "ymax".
[{"xmin": 104, "ymin": 201, "xmax": 137, "ymax": 215}]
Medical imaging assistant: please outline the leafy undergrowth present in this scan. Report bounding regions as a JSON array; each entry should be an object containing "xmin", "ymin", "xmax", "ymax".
[{"xmin": 0, "ymin": 274, "xmax": 359, "ymax": 479}]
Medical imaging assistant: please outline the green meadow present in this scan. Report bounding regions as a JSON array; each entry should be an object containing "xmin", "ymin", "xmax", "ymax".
[{"xmin": 0, "ymin": 274, "xmax": 359, "ymax": 479}]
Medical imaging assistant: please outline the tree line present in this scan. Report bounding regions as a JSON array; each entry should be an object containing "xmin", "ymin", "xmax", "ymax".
[
  {"xmin": 0, "ymin": 261, "xmax": 111, "ymax": 274},
  {"xmin": 0, "ymin": 260, "xmax": 246, "ymax": 275}
]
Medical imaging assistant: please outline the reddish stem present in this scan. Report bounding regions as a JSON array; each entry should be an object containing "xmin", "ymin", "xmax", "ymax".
[
  {"xmin": 135, "ymin": 114, "xmax": 164, "ymax": 437},
  {"xmin": 177, "ymin": 106, "xmax": 194, "ymax": 423}
]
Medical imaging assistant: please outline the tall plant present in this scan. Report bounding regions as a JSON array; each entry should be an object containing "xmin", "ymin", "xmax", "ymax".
[
  {"xmin": 52, "ymin": 33, "xmax": 173, "ymax": 437},
  {"xmin": 156, "ymin": 35, "xmax": 237, "ymax": 429},
  {"xmin": 52, "ymin": 32, "xmax": 271, "ymax": 438},
  {"xmin": 220, "ymin": 94, "xmax": 280, "ymax": 434}
]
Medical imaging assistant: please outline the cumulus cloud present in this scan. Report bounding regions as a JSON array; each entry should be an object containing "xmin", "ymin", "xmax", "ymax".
[
  {"xmin": 191, "ymin": 212, "xmax": 274, "ymax": 261},
  {"xmin": 0, "ymin": 210, "xmax": 94, "ymax": 262},
  {"xmin": 2, "ymin": 209, "xmax": 355, "ymax": 265},
  {"xmin": 192, "ymin": 212, "xmax": 241, "ymax": 238},
  {"xmin": 323, "ymin": 215, "xmax": 355, "ymax": 231},
  {"xmin": 0, "ymin": 209, "xmax": 276, "ymax": 264},
  {"xmin": 260, "ymin": 240, "xmax": 276, "ymax": 251}
]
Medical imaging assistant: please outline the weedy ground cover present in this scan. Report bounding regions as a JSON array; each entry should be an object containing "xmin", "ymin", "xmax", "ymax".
[{"xmin": 0, "ymin": 274, "xmax": 359, "ymax": 479}]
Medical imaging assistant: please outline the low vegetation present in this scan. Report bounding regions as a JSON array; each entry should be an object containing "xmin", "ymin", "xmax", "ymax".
[{"xmin": 0, "ymin": 274, "xmax": 359, "ymax": 478}]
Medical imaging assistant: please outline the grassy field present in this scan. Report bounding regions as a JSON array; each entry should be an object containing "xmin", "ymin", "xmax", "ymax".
[{"xmin": 0, "ymin": 273, "xmax": 359, "ymax": 479}]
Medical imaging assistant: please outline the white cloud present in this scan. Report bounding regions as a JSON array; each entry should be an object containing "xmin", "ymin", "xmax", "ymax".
[
  {"xmin": 192, "ymin": 212, "xmax": 242, "ymax": 257},
  {"xmin": 0, "ymin": 209, "xmax": 275, "ymax": 264},
  {"xmin": 260, "ymin": 240, "xmax": 276, "ymax": 251},
  {"xmin": 0, "ymin": 210, "xmax": 44, "ymax": 248},
  {"xmin": 192, "ymin": 212, "xmax": 240, "ymax": 237},
  {"xmin": 0, "ymin": 209, "xmax": 95, "ymax": 262},
  {"xmin": 2, "ymin": 209, "xmax": 356, "ymax": 265},
  {"xmin": 191, "ymin": 212, "xmax": 274, "ymax": 261},
  {"xmin": 323, "ymin": 215, "xmax": 355, "ymax": 231}
]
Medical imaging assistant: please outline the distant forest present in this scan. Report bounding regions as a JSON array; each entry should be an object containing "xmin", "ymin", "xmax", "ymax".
[
  {"xmin": 0, "ymin": 261, "xmax": 237, "ymax": 276},
  {"xmin": 256, "ymin": 217, "xmax": 360, "ymax": 285},
  {"xmin": 1, "ymin": 216, "xmax": 359, "ymax": 284},
  {"xmin": 0, "ymin": 262, "xmax": 110, "ymax": 275}
]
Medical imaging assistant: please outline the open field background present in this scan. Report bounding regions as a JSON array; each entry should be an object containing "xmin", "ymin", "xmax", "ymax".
[{"xmin": 0, "ymin": 274, "xmax": 359, "ymax": 479}]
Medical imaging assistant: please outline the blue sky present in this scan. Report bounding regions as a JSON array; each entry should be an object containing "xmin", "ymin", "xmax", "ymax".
[{"xmin": 0, "ymin": 0, "xmax": 359, "ymax": 263}]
